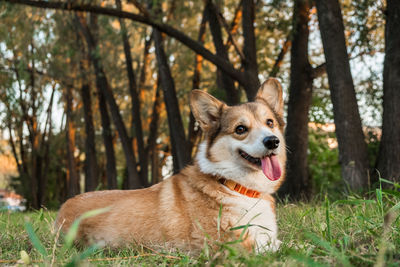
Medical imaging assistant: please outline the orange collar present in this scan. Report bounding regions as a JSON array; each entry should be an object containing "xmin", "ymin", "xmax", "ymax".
[{"xmin": 218, "ymin": 178, "xmax": 261, "ymax": 198}]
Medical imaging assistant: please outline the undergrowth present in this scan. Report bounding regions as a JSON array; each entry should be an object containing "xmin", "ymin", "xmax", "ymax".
[{"xmin": 0, "ymin": 179, "xmax": 399, "ymax": 266}]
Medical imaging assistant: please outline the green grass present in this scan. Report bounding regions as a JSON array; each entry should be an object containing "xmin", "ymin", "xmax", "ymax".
[{"xmin": 1, "ymin": 185, "xmax": 399, "ymax": 266}]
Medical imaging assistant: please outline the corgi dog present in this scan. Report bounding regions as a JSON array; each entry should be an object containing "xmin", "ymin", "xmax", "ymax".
[{"xmin": 56, "ymin": 78, "xmax": 286, "ymax": 254}]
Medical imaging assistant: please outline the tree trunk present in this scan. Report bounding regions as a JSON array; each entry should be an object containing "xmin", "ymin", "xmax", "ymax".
[
  {"xmin": 376, "ymin": 0, "xmax": 400, "ymax": 183},
  {"xmin": 80, "ymin": 80, "xmax": 99, "ymax": 192},
  {"xmin": 242, "ymin": 0, "xmax": 260, "ymax": 100},
  {"xmin": 188, "ymin": 7, "xmax": 207, "ymax": 155},
  {"xmin": 269, "ymin": 37, "xmax": 291, "ymax": 77},
  {"xmin": 280, "ymin": 0, "xmax": 313, "ymax": 200},
  {"xmin": 316, "ymin": 0, "xmax": 369, "ymax": 190},
  {"xmin": 206, "ymin": 0, "xmax": 239, "ymax": 105},
  {"xmin": 147, "ymin": 85, "xmax": 161, "ymax": 185},
  {"xmin": 38, "ymin": 85, "xmax": 55, "ymax": 205},
  {"xmin": 97, "ymin": 86, "xmax": 118, "ymax": 189},
  {"xmin": 115, "ymin": 0, "xmax": 148, "ymax": 187},
  {"xmin": 65, "ymin": 86, "xmax": 80, "ymax": 198},
  {"xmin": 75, "ymin": 14, "xmax": 142, "ymax": 189},
  {"xmin": 153, "ymin": 28, "xmax": 191, "ymax": 172}
]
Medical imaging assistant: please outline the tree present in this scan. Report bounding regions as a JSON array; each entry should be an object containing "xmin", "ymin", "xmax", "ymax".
[
  {"xmin": 116, "ymin": 0, "xmax": 148, "ymax": 186},
  {"xmin": 241, "ymin": 0, "xmax": 260, "ymax": 100},
  {"xmin": 75, "ymin": 14, "xmax": 142, "ymax": 189},
  {"xmin": 316, "ymin": 0, "xmax": 369, "ymax": 190},
  {"xmin": 205, "ymin": 0, "xmax": 239, "ymax": 105},
  {"xmin": 153, "ymin": 27, "xmax": 191, "ymax": 172},
  {"xmin": 376, "ymin": 0, "xmax": 400, "ymax": 183},
  {"xmin": 65, "ymin": 85, "xmax": 80, "ymax": 198},
  {"xmin": 77, "ymin": 36, "xmax": 99, "ymax": 192},
  {"xmin": 281, "ymin": 0, "xmax": 313, "ymax": 199}
]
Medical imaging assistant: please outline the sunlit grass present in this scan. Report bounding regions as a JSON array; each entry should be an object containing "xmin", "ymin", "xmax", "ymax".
[{"xmin": 0, "ymin": 181, "xmax": 399, "ymax": 266}]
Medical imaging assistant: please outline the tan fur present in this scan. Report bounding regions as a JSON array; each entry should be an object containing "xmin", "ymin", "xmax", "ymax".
[{"xmin": 56, "ymin": 78, "xmax": 287, "ymax": 254}]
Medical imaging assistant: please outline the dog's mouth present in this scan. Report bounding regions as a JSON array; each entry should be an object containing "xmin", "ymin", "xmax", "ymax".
[
  {"xmin": 239, "ymin": 149, "xmax": 262, "ymax": 166},
  {"xmin": 238, "ymin": 149, "xmax": 281, "ymax": 181}
]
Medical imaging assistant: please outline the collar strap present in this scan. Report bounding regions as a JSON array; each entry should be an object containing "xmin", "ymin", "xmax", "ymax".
[{"xmin": 218, "ymin": 178, "xmax": 261, "ymax": 198}]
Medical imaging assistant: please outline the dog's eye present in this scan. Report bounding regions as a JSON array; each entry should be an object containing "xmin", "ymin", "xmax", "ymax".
[
  {"xmin": 235, "ymin": 125, "xmax": 248, "ymax": 135},
  {"xmin": 266, "ymin": 119, "xmax": 274, "ymax": 128}
]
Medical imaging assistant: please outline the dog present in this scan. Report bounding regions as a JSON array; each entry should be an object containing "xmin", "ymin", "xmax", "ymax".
[{"xmin": 56, "ymin": 78, "xmax": 286, "ymax": 254}]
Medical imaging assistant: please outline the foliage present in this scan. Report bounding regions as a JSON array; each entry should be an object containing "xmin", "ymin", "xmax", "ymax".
[
  {"xmin": 308, "ymin": 126, "xmax": 382, "ymax": 198},
  {"xmin": 308, "ymin": 127, "xmax": 342, "ymax": 198}
]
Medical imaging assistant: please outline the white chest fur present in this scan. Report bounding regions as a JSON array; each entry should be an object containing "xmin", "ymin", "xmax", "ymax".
[{"xmin": 222, "ymin": 194, "xmax": 280, "ymax": 253}]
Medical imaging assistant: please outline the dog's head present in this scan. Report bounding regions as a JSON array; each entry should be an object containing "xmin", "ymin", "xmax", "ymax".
[{"xmin": 191, "ymin": 78, "xmax": 286, "ymax": 194}]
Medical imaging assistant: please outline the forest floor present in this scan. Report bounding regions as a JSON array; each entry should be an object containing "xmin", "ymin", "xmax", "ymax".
[{"xmin": 1, "ymin": 186, "xmax": 399, "ymax": 266}]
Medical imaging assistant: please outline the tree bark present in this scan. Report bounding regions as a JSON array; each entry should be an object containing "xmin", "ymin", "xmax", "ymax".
[
  {"xmin": 75, "ymin": 14, "xmax": 142, "ymax": 189},
  {"xmin": 280, "ymin": 0, "xmax": 313, "ymax": 199},
  {"xmin": 188, "ymin": 7, "xmax": 207, "ymax": 155},
  {"xmin": 316, "ymin": 0, "xmax": 369, "ymax": 190},
  {"xmin": 147, "ymin": 84, "xmax": 161, "ymax": 185},
  {"xmin": 153, "ymin": 28, "xmax": 191, "ymax": 172},
  {"xmin": 65, "ymin": 86, "xmax": 80, "ymax": 198},
  {"xmin": 80, "ymin": 79, "xmax": 99, "ymax": 192},
  {"xmin": 242, "ymin": 0, "xmax": 260, "ymax": 100},
  {"xmin": 38, "ymin": 85, "xmax": 55, "ymax": 205},
  {"xmin": 115, "ymin": 0, "xmax": 148, "ymax": 187},
  {"xmin": 376, "ymin": 0, "xmax": 400, "ymax": 183},
  {"xmin": 97, "ymin": 85, "xmax": 118, "ymax": 189},
  {"xmin": 206, "ymin": 0, "xmax": 239, "ymax": 105}
]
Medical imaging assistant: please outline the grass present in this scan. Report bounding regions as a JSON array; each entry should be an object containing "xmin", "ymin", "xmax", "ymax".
[{"xmin": 1, "ymin": 182, "xmax": 399, "ymax": 266}]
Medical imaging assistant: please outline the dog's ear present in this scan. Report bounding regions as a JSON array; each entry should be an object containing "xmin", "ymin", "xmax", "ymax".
[
  {"xmin": 255, "ymin": 78, "xmax": 284, "ymax": 117},
  {"xmin": 190, "ymin": 90, "xmax": 226, "ymax": 131}
]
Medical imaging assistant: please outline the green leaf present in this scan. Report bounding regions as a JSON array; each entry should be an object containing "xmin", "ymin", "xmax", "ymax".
[
  {"xmin": 217, "ymin": 203, "xmax": 222, "ymax": 239},
  {"xmin": 387, "ymin": 201, "xmax": 400, "ymax": 215},
  {"xmin": 65, "ymin": 244, "xmax": 99, "ymax": 267},
  {"xmin": 25, "ymin": 222, "xmax": 48, "ymax": 257},
  {"xmin": 63, "ymin": 207, "xmax": 110, "ymax": 249},
  {"xmin": 333, "ymin": 199, "xmax": 375, "ymax": 205},
  {"xmin": 325, "ymin": 196, "xmax": 331, "ymax": 243},
  {"xmin": 379, "ymin": 178, "xmax": 400, "ymax": 188}
]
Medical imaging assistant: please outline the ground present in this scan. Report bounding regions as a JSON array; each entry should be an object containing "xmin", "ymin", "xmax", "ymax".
[{"xmin": 0, "ymin": 188, "xmax": 399, "ymax": 266}]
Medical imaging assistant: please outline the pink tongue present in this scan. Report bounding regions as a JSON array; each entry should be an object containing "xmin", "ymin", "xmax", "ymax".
[{"xmin": 261, "ymin": 155, "xmax": 281, "ymax": 181}]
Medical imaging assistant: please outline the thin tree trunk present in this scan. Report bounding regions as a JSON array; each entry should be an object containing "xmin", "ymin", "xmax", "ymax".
[
  {"xmin": 80, "ymin": 75, "xmax": 99, "ymax": 192},
  {"xmin": 316, "ymin": 0, "xmax": 369, "ymax": 190},
  {"xmin": 98, "ymin": 86, "xmax": 118, "ymax": 189},
  {"xmin": 147, "ymin": 84, "xmax": 161, "ymax": 185},
  {"xmin": 242, "ymin": 0, "xmax": 260, "ymax": 100},
  {"xmin": 115, "ymin": 0, "xmax": 148, "ymax": 187},
  {"xmin": 280, "ymin": 0, "xmax": 313, "ymax": 199},
  {"xmin": 188, "ymin": 7, "xmax": 207, "ymax": 155},
  {"xmin": 269, "ymin": 37, "xmax": 291, "ymax": 77},
  {"xmin": 138, "ymin": 35, "xmax": 153, "ymax": 91},
  {"xmin": 153, "ymin": 27, "xmax": 191, "ymax": 172},
  {"xmin": 65, "ymin": 86, "xmax": 80, "ymax": 198},
  {"xmin": 376, "ymin": 0, "xmax": 400, "ymax": 183},
  {"xmin": 206, "ymin": 0, "xmax": 239, "ymax": 105},
  {"xmin": 28, "ymin": 49, "xmax": 40, "ymax": 209},
  {"xmin": 38, "ymin": 85, "xmax": 55, "ymax": 205},
  {"xmin": 75, "ymin": 14, "xmax": 142, "ymax": 189}
]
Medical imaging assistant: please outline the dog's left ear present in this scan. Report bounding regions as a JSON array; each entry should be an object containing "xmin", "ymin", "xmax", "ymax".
[{"xmin": 255, "ymin": 78, "xmax": 284, "ymax": 117}]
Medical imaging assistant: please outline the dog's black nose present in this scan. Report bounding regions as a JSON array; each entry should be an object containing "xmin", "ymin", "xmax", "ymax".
[{"xmin": 263, "ymin": 136, "xmax": 280, "ymax": 149}]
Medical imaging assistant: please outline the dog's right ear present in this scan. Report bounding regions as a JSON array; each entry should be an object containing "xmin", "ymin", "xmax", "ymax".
[{"xmin": 190, "ymin": 90, "xmax": 226, "ymax": 131}]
